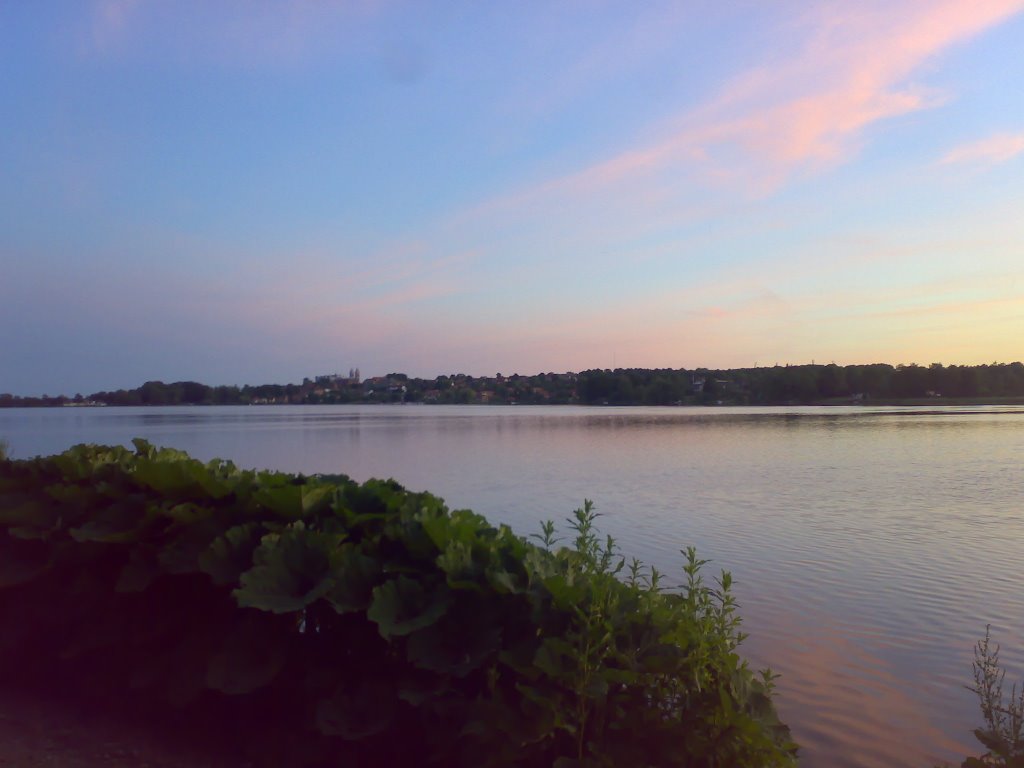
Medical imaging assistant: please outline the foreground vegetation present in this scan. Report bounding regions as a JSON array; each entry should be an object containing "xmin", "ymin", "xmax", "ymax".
[
  {"xmin": 958, "ymin": 627, "xmax": 1024, "ymax": 767},
  {"xmin": 0, "ymin": 441, "xmax": 797, "ymax": 767},
  {"xmin": 3, "ymin": 361, "xmax": 1024, "ymax": 407}
]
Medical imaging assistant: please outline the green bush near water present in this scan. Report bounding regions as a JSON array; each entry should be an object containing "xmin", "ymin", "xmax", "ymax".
[
  {"xmin": 0, "ymin": 441, "xmax": 796, "ymax": 766},
  {"xmin": 957, "ymin": 627, "xmax": 1024, "ymax": 767}
]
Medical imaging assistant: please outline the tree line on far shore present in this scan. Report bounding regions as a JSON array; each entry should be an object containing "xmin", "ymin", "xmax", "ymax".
[{"xmin": 3, "ymin": 361, "xmax": 1024, "ymax": 408}]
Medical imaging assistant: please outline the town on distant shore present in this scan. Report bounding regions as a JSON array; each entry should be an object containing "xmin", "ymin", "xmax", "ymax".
[{"xmin": 4, "ymin": 362, "xmax": 1024, "ymax": 408}]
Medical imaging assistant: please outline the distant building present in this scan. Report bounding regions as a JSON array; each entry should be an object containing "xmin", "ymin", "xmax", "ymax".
[{"xmin": 314, "ymin": 369, "xmax": 361, "ymax": 389}]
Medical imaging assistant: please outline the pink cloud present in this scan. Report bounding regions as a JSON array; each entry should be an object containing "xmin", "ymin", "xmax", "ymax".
[
  {"xmin": 570, "ymin": 0, "xmax": 1024, "ymax": 193},
  {"xmin": 940, "ymin": 132, "xmax": 1024, "ymax": 165},
  {"xmin": 443, "ymin": 0, "xmax": 1024, "ymax": 257}
]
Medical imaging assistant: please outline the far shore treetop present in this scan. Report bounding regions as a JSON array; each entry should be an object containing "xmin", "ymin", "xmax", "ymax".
[{"xmin": 3, "ymin": 362, "xmax": 1024, "ymax": 408}]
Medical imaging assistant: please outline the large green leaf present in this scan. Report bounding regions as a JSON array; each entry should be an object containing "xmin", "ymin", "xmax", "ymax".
[
  {"xmin": 436, "ymin": 539, "xmax": 483, "ymax": 590},
  {"xmin": 301, "ymin": 485, "xmax": 335, "ymax": 515},
  {"xmin": 234, "ymin": 523, "xmax": 345, "ymax": 613},
  {"xmin": 324, "ymin": 543, "xmax": 381, "ymax": 614},
  {"xmin": 254, "ymin": 482, "xmax": 334, "ymax": 519},
  {"xmin": 419, "ymin": 507, "xmax": 485, "ymax": 550},
  {"xmin": 367, "ymin": 575, "xmax": 451, "ymax": 638},
  {"xmin": 158, "ymin": 518, "xmax": 227, "ymax": 575},
  {"xmin": 406, "ymin": 610, "xmax": 502, "ymax": 677},
  {"xmin": 133, "ymin": 458, "xmax": 201, "ymax": 495},
  {"xmin": 199, "ymin": 522, "xmax": 265, "ymax": 586},
  {"xmin": 253, "ymin": 484, "xmax": 303, "ymax": 518},
  {"xmin": 485, "ymin": 562, "xmax": 524, "ymax": 595},
  {"xmin": 67, "ymin": 500, "xmax": 150, "ymax": 543}
]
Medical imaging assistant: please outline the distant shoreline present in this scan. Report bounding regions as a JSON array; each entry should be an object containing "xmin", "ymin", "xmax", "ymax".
[
  {"xmin": 5, "ymin": 362, "xmax": 1023, "ymax": 408},
  {"xmin": 4, "ymin": 396, "xmax": 1024, "ymax": 409}
]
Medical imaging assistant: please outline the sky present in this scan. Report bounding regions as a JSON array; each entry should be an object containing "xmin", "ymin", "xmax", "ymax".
[{"xmin": 2, "ymin": 0, "xmax": 1023, "ymax": 395}]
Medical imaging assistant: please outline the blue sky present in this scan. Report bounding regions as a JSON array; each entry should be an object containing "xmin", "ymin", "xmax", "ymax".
[{"xmin": 2, "ymin": 1, "xmax": 1023, "ymax": 395}]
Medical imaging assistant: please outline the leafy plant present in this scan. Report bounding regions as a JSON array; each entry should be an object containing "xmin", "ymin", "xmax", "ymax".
[
  {"xmin": 0, "ymin": 441, "xmax": 797, "ymax": 767},
  {"xmin": 960, "ymin": 626, "xmax": 1024, "ymax": 768}
]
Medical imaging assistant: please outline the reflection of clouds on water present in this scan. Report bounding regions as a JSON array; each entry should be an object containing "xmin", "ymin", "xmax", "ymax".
[{"xmin": 749, "ymin": 622, "xmax": 974, "ymax": 768}]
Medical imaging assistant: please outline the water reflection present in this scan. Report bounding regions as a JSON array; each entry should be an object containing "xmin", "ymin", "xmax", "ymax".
[{"xmin": 2, "ymin": 404, "xmax": 1023, "ymax": 766}]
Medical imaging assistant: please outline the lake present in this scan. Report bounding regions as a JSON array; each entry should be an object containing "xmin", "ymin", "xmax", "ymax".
[{"xmin": 2, "ymin": 404, "xmax": 1022, "ymax": 767}]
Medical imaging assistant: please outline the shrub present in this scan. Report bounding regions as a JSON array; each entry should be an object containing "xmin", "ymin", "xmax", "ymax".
[
  {"xmin": 959, "ymin": 627, "xmax": 1024, "ymax": 768},
  {"xmin": 0, "ymin": 440, "xmax": 797, "ymax": 766}
]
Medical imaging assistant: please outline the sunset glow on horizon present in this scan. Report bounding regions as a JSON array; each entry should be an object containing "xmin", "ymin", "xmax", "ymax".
[{"xmin": 2, "ymin": 1, "xmax": 1023, "ymax": 395}]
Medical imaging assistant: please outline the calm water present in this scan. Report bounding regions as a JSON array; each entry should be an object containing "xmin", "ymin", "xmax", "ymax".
[{"xmin": 3, "ymin": 404, "xmax": 1023, "ymax": 767}]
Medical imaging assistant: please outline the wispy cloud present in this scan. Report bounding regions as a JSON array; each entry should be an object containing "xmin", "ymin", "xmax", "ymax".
[
  {"xmin": 940, "ymin": 132, "xmax": 1024, "ymax": 166},
  {"xmin": 437, "ymin": 0, "xmax": 1024, "ymax": 278},
  {"xmin": 557, "ymin": 0, "xmax": 1024, "ymax": 195},
  {"xmin": 54, "ymin": 0, "xmax": 1024, "ymax": 381}
]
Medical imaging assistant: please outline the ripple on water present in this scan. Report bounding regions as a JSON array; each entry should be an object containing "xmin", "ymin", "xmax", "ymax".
[{"xmin": 2, "ymin": 404, "xmax": 1023, "ymax": 767}]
